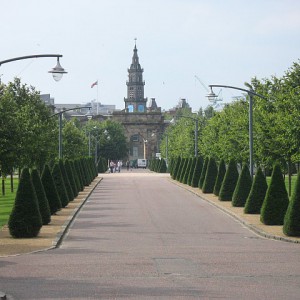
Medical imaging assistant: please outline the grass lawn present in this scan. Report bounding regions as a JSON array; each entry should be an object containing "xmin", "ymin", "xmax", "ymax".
[{"xmin": 0, "ymin": 178, "xmax": 19, "ymax": 228}]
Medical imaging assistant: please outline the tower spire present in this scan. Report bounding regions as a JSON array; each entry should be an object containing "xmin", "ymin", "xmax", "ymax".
[{"xmin": 124, "ymin": 41, "xmax": 147, "ymax": 113}]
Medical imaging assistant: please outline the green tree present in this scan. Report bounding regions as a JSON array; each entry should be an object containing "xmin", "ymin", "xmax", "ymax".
[
  {"xmin": 8, "ymin": 168, "xmax": 42, "ymax": 238},
  {"xmin": 219, "ymin": 159, "xmax": 239, "ymax": 201},
  {"xmin": 261, "ymin": 163, "xmax": 289, "ymax": 225},
  {"xmin": 0, "ymin": 78, "xmax": 57, "ymax": 173},
  {"xmin": 213, "ymin": 159, "xmax": 226, "ymax": 196},
  {"xmin": 232, "ymin": 164, "xmax": 252, "ymax": 207},
  {"xmin": 31, "ymin": 169, "xmax": 51, "ymax": 225},
  {"xmin": 63, "ymin": 120, "xmax": 88, "ymax": 160},
  {"xmin": 85, "ymin": 119, "xmax": 128, "ymax": 162},
  {"xmin": 244, "ymin": 167, "xmax": 268, "ymax": 214}
]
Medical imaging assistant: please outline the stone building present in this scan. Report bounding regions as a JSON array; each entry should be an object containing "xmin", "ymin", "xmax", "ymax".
[{"xmin": 112, "ymin": 43, "xmax": 166, "ymax": 162}]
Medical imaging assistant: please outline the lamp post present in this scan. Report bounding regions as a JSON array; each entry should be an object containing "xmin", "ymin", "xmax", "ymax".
[
  {"xmin": 174, "ymin": 115, "xmax": 198, "ymax": 157},
  {"xmin": 207, "ymin": 84, "xmax": 266, "ymax": 177},
  {"xmin": 0, "ymin": 54, "xmax": 67, "ymax": 82},
  {"xmin": 51, "ymin": 106, "xmax": 92, "ymax": 159}
]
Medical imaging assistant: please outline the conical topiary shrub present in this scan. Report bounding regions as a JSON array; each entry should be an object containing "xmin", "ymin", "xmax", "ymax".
[
  {"xmin": 213, "ymin": 159, "xmax": 226, "ymax": 196},
  {"xmin": 179, "ymin": 158, "xmax": 188, "ymax": 183},
  {"xmin": 172, "ymin": 157, "xmax": 181, "ymax": 180},
  {"xmin": 218, "ymin": 159, "xmax": 239, "ymax": 201},
  {"xmin": 191, "ymin": 157, "xmax": 203, "ymax": 188},
  {"xmin": 59, "ymin": 160, "xmax": 74, "ymax": 202},
  {"xmin": 52, "ymin": 163, "xmax": 69, "ymax": 208},
  {"xmin": 183, "ymin": 158, "xmax": 192, "ymax": 184},
  {"xmin": 65, "ymin": 159, "xmax": 78, "ymax": 198},
  {"xmin": 41, "ymin": 164, "xmax": 61, "ymax": 215},
  {"xmin": 187, "ymin": 157, "xmax": 196, "ymax": 186},
  {"xmin": 232, "ymin": 164, "xmax": 252, "ymax": 207},
  {"xmin": 202, "ymin": 157, "xmax": 218, "ymax": 193},
  {"xmin": 244, "ymin": 167, "xmax": 268, "ymax": 214},
  {"xmin": 8, "ymin": 168, "xmax": 42, "ymax": 238},
  {"xmin": 31, "ymin": 169, "xmax": 51, "ymax": 225},
  {"xmin": 75, "ymin": 160, "xmax": 84, "ymax": 190},
  {"xmin": 198, "ymin": 157, "xmax": 209, "ymax": 189},
  {"xmin": 283, "ymin": 170, "xmax": 300, "ymax": 236},
  {"xmin": 260, "ymin": 163, "xmax": 289, "ymax": 225},
  {"xmin": 159, "ymin": 159, "xmax": 167, "ymax": 173},
  {"xmin": 175, "ymin": 157, "xmax": 185, "ymax": 181}
]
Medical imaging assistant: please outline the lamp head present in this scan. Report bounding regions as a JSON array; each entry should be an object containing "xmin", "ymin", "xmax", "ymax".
[
  {"xmin": 206, "ymin": 87, "xmax": 218, "ymax": 102},
  {"xmin": 48, "ymin": 57, "xmax": 67, "ymax": 81}
]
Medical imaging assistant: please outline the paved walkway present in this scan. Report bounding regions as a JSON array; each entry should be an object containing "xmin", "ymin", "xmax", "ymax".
[{"xmin": 0, "ymin": 170, "xmax": 299, "ymax": 299}]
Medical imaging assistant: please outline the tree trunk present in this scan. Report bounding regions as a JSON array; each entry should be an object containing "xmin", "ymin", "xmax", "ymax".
[
  {"xmin": 10, "ymin": 172, "xmax": 14, "ymax": 193},
  {"xmin": 2, "ymin": 178, "xmax": 5, "ymax": 196}
]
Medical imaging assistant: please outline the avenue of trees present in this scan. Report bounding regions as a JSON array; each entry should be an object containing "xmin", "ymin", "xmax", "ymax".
[
  {"xmin": 158, "ymin": 60, "xmax": 300, "ymax": 237},
  {"xmin": 160, "ymin": 60, "xmax": 300, "ymax": 178},
  {"xmin": 0, "ymin": 77, "xmax": 128, "ymax": 238},
  {"xmin": 0, "ymin": 77, "xmax": 128, "ymax": 192}
]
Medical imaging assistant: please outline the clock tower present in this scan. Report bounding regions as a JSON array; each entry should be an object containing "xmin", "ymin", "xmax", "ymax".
[{"xmin": 124, "ymin": 42, "xmax": 147, "ymax": 113}]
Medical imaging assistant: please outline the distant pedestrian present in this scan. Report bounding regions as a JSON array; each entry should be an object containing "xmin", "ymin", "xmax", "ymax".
[
  {"xmin": 109, "ymin": 161, "xmax": 115, "ymax": 173},
  {"xmin": 126, "ymin": 160, "xmax": 129, "ymax": 171},
  {"xmin": 117, "ymin": 161, "xmax": 122, "ymax": 173}
]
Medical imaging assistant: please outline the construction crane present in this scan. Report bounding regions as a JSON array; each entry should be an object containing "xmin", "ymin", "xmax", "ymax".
[{"xmin": 194, "ymin": 75, "xmax": 223, "ymax": 107}]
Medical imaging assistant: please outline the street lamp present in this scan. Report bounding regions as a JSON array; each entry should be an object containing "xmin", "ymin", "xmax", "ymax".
[
  {"xmin": 0, "ymin": 54, "xmax": 67, "ymax": 82},
  {"xmin": 173, "ymin": 115, "xmax": 198, "ymax": 157},
  {"xmin": 207, "ymin": 84, "xmax": 266, "ymax": 177},
  {"xmin": 51, "ymin": 106, "xmax": 92, "ymax": 159}
]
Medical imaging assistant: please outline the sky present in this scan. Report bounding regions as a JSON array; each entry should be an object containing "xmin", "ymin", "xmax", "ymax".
[{"xmin": 1, "ymin": 0, "xmax": 300, "ymax": 112}]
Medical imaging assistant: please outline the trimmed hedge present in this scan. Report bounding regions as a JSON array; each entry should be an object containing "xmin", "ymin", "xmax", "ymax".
[
  {"xmin": 8, "ymin": 168, "xmax": 42, "ymax": 238},
  {"xmin": 42, "ymin": 164, "xmax": 61, "ymax": 215},
  {"xmin": 244, "ymin": 167, "xmax": 267, "ymax": 214},
  {"xmin": 218, "ymin": 159, "xmax": 239, "ymax": 201},
  {"xmin": 179, "ymin": 158, "xmax": 188, "ymax": 183},
  {"xmin": 59, "ymin": 160, "xmax": 74, "ymax": 202},
  {"xmin": 213, "ymin": 159, "xmax": 226, "ymax": 196},
  {"xmin": 260, "ymin": 163, "xmax": 289, "ymax": 225},
  {"xmin": 175, "ymin": 157, "xmax": 185, "ymax": 181},
  {"xmin": 52, "ymin": 163, "xmax": 69, "ymax": 208},
  {"xmin": 283, "ymin": 170, "xmax": 300, "ymax": 236},
  {"xmin": 202, "ymin": 157, "xmax": 218, "ymax": 193},
  {"xmin": 31, "ymin": 169, "xmax": 51, "ymax": 225},
  {"xmin": 172, "ymin": 157, "xmax": 181, "ymax": 180},
  {"xmin": 191, "ymin": 157, "xmax": 203, "ymax": 188},
  {"xmin": 187, "ymin": 157, "xmax": 196, "ymax": 186},
  {"xmin": 65, "ymin": 159, "xmax": 79, "ymax": 197},
  {"xmin": 198, "ymin": 157, "xmax": 208, "ymax": 189},
  {"xmin": 232, "ymin": 164, "xmax": 252, "ymax": 207},
  {"xmin": 183, "ymin": 158, "xmax": 192, "ymax": 184},
  {"xmin": 159, "ymin": 159, "xmax": 167, "ymax": 173}
]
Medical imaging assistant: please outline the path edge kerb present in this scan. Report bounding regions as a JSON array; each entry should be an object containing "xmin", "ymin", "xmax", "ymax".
[
  {"xmin": 169, "ymin": 178, "xmax": 300, "ymax": 244},
  {"xmin": 53, "ymin": 177, "xmax": 103, "ymax": 249}
]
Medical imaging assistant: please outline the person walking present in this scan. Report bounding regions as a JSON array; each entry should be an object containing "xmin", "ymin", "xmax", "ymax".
[
  {"xmin": 109, "ymin": 161, "xmax": 115, "ymax": 173},
  {"xmin": 117, "ymin": 161, "xmax": 122, "ymax": 173},
  {"xmin": 126, "ymin": 160, "xmax": 130, "ymax": 171}
]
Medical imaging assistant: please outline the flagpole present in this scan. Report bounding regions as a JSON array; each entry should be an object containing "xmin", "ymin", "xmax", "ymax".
[{"xmin": 97, "ymin": 79, "xmax": 99, "ymax": 115}]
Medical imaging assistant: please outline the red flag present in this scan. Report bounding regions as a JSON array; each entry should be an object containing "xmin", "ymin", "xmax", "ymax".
[{"xmin": 91, "ymin": 80, "xmax": 98, "ymax": 88}]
